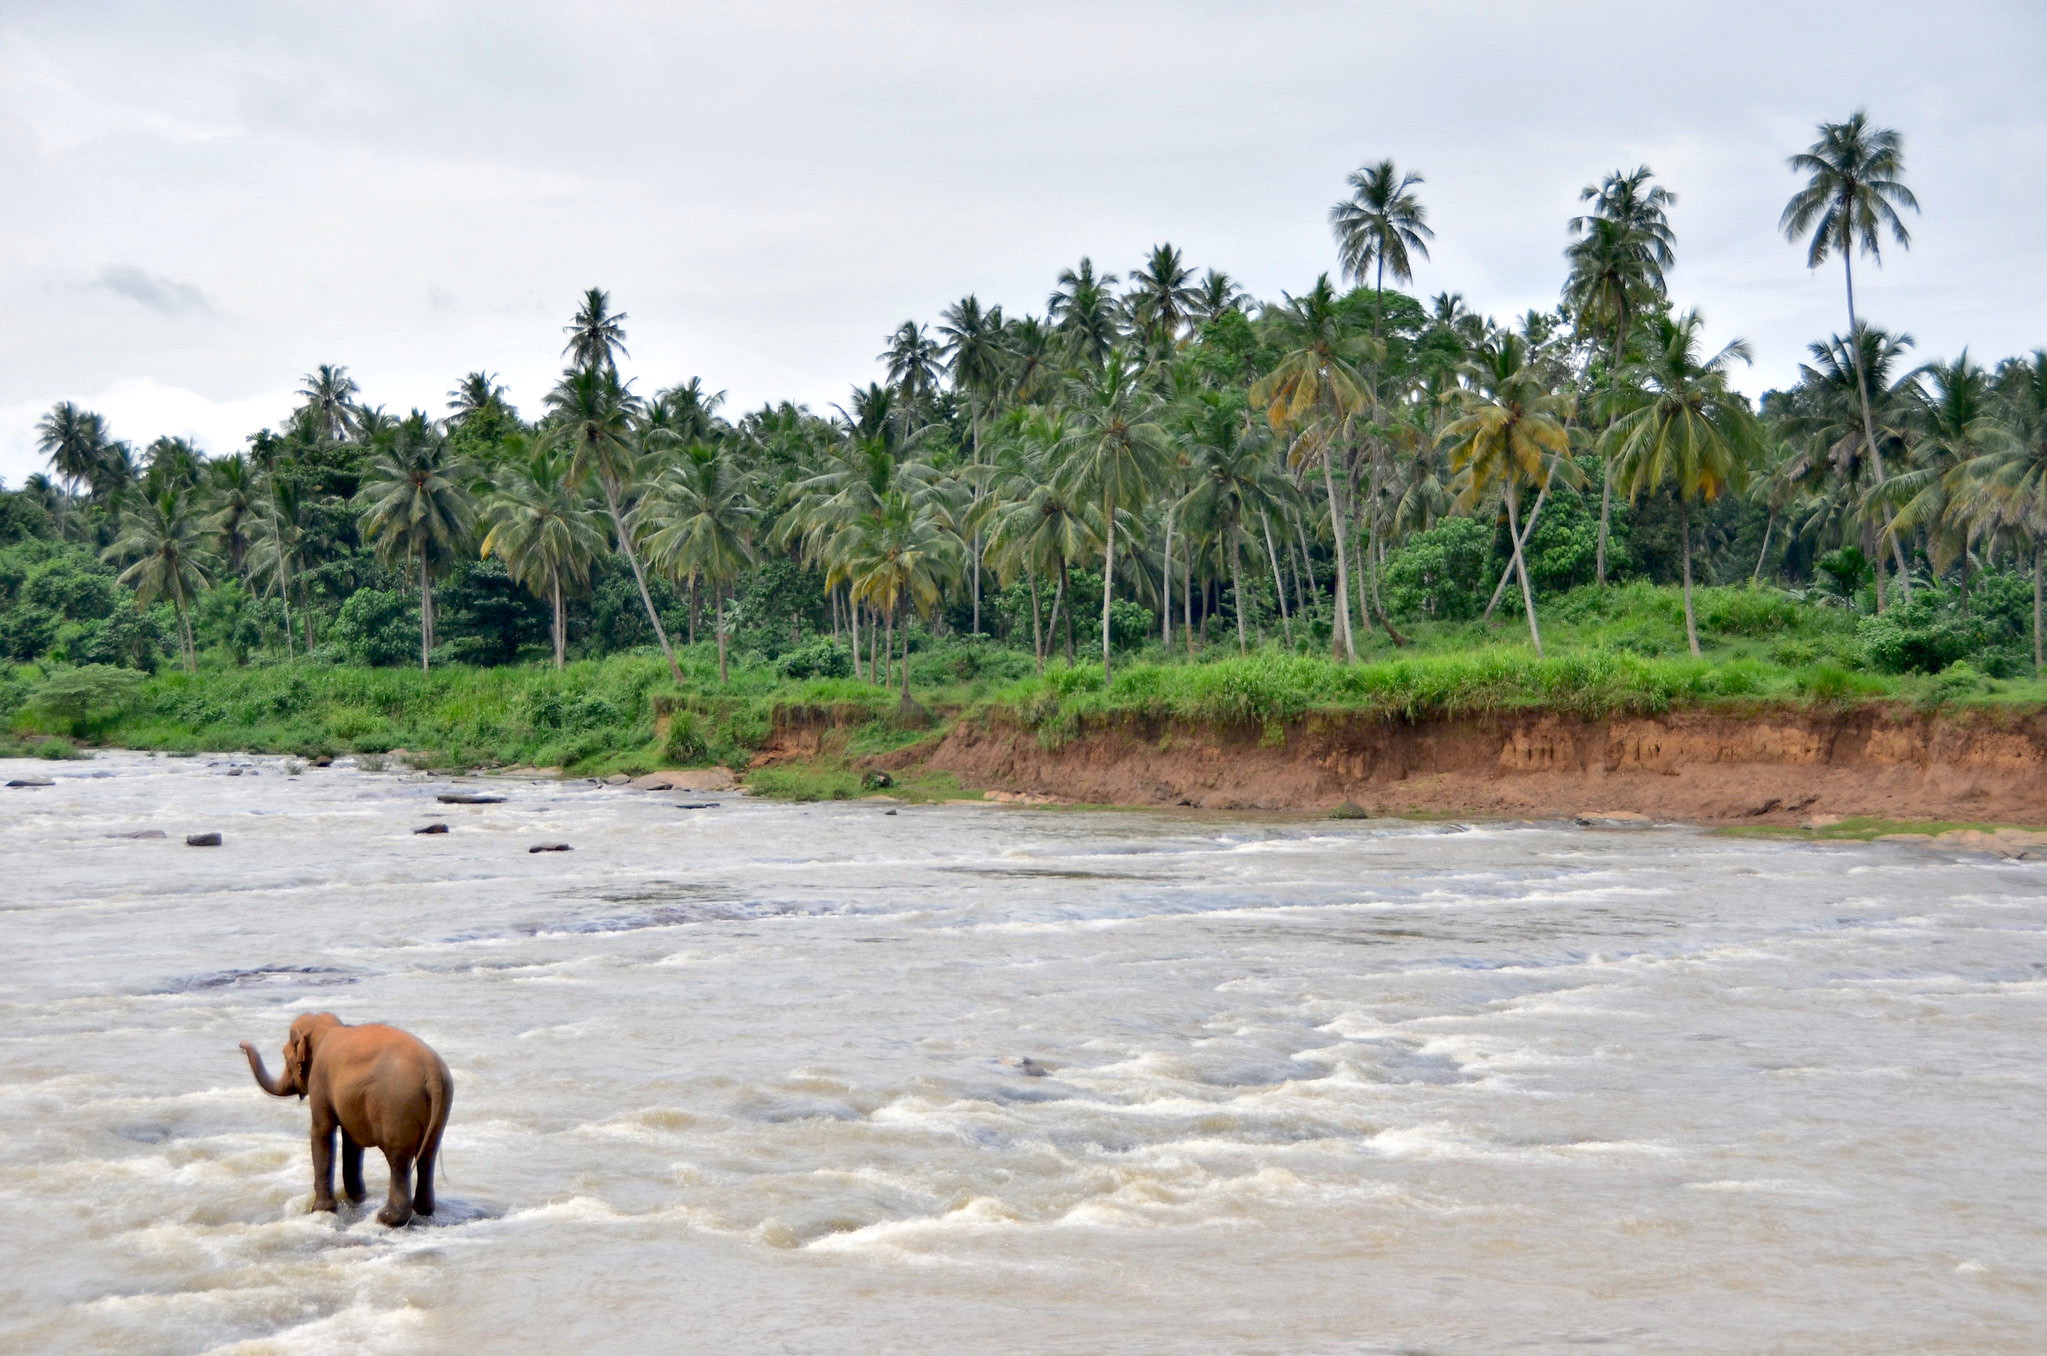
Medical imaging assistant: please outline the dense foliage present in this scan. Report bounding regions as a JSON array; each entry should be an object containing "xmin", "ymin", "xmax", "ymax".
[{"xmin": 7, "ymin": 111, "xmax": 2045, "ymax": 749}]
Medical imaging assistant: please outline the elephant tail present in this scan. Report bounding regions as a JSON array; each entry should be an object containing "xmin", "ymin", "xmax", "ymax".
[{"xmin": 417, "ymin": 1061, "xmax": 452, "ymax": 1172}]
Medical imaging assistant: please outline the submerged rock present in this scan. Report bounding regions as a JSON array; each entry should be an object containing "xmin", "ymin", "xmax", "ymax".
[
  {"xmin": 185, "ymin": 832, "xmax": 223, "ymax": 847},
  {"xmin": 6, "ymin": 777, "xmax": 55, "ymax": 788},
  {"xmin": 109, "ymin": 829, "xmax": 167, "ymax": 839},
  {"xmin": 1575, "ymin": 811, "xmax": 1653, "ymax": 828},
  {"xmin": 414, "ymin": 822, "xmax": 451, "ymax": 835},
  {"xmin": 1000, "ymin": 1056, "xmax": 1049, "ymax": 1077},
  {"xmin": 529, "ymin": 842, "xmax": 573, "ymax": 853},
  {"xmin": 437, "ymin": 793, "xmax": 506, "ymax": 805}
]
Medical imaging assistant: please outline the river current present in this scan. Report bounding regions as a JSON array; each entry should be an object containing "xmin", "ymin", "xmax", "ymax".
[{"xmin": 1, "ymin": 751, "xmax": 2042, "ymax": 1353}]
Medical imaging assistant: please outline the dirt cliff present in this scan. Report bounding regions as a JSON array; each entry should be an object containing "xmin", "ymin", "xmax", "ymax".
[{"xmin": 857, "ymin": 705, "xmax": 2047, "ymax": 823}]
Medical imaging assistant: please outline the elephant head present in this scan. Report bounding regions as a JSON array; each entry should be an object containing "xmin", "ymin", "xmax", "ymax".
[{"xmin": 241, "ymin": 1012, "xmax": 341, "ymax": 1099}]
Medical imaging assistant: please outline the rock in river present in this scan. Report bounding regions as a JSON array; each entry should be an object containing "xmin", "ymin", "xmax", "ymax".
[
  {"xmin": 529, "ymin": 842, "xmax": 573, "ymax": 853},
  {"xmin": 6, "ymin": 777, "xmax": 55, "ymax": 788},
  {"xmin": 437, "ymin": 793, "xmax": 506, "ymax": 805},
  {"xmin": 414, "ymin": 822, "xmax": 451, "ymax": 835},
  {"xmin": 186, "ymin": 833, "xmax": 223, "ymax": 847}
]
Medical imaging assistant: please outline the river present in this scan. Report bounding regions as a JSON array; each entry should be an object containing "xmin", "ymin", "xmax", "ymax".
[{"xmin": 1, "ymin": 751, "xmax": 2042, "ymax": 1354}]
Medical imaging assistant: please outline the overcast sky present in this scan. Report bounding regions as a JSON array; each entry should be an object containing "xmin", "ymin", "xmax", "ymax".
[{"xmin": 2, "ymin": 0, "xmax": 2042, "ymax": 485}]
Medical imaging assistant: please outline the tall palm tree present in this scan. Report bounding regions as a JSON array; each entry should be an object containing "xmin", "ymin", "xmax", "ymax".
[
  {"xmin": 356, "ymin": 414, "xmax": 476, "ymax": 670},
  {"xmin": 447, "ymin": 372, "xmax": 510, "ymax": 427},
  {"xmin": 634, "ymin": 442, "xmax": 759, "ymax": 683},
  {"xmin": 104, "ymin": 485, "xmax": 211, "ymax": 671},
  {"xmin": 1179, "ymin": 396, "xmax": 1290, "ymax": 652},
  {"xmin": 880, "ymin": 320, "xmax": 944, "ymax": 417},
  {"xmin": 297, "ymin": 365, "xmax": 360, "ymax": 444},
  {"xmin": 1565, "ymin": 166, "xmax": 1677, "ymax": 584},
  {"xmin": 1603, "ymin": 311, "xmax": 1764, "ymax": 655},
  {"xmin": 938, "ymin": 294, "xmax": 1009, "ymax": 634},
  {"xmin": 204, "ymin": 453, "xmax": 257, "ymax": 578},
  {"xmin": 1251, "ymin": 276, "xmax": 1375, "ymax": 659},
  {"xmin": 1782, "ymin": 111, "xmax": 1920, "ymax": 596},
  {"xmin": 1048, "ymin": 258, "xmax": 1123, "ymax": 368},
  {"xmin": 34, "ymin": 402, "xmax": 108, "ymax": 537},
  {"xmin": 1189, "ymin": 270, "xmax": 1251, "ymax": 326},
  {"xmin": 562, "ymin": 288, "xmax": 630, "ymax": 375},
  {"xmin": 539, "ymin": 366, "xmax": 684, "ymax": 684},
  {"xmin": 1889, "ymin": 354, "xmax": 2004, "ymax": 587},
  {"xmin": 481, "ymin": 447, "xmax": 609, "ymax": 668},
  {"xmin": 1438, "ymin": 333, "xmax": 1578, "ymax": 655},
  {"xmin": 1057, "ymin": 350, "xmax": 1173, "ymax": 679},
  {"xmin": 142, "ymin": 436, "xmax": 204, "ymax": 496},
  {"xmin": 1330, "ymin": 159, "xmax": 1433, "ymax": 329},
  {"xmin": 832, "ymin": 491, "xmax": 963, "ymax": 695}
]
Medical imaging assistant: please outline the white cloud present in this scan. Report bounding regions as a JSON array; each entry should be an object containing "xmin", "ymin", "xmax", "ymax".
[{"xmin": 0, "ymin": 378, "xmax": 292, "ymax": 487}]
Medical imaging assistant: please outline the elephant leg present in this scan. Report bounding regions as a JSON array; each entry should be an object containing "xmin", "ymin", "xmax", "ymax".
[
  {"xmin": 376, "ymin": 1151, "xmax": 416, "ymax": 1227},
  {"xmin": 339, "ymin": 1130, "xmax": 367, "ymax": 1204},
  {"xmin": 414, "ymin": 1134, "xmax": 439, "ymax": 1217},
  {"xmin": 309, "ymin": 1116, "xmax": 338, "ymax": 1213}
]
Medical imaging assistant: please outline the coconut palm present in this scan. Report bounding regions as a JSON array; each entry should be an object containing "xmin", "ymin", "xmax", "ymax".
[
  {"xmin": 35, "ymin": 401, "xmax": 108, "ymax": 536},
  {"xmin": 539, "ymin": 366, "xmax": 684, "ymax": 684},
  {"xmin": 1782, "ymin": 111, "xmax": 1921, "ymax": 595},
  {"xmin": 1056, "ymin": 350, "xmax": 1173, "ymax": 679},
  {"xmin": 142, "ymin": 437, "xmax": 204, "ymax": 497},
  {"xmin": 832, "ymin": 490, "xmax": 963, "ymax": 694},
  {"xmin": 563, "ymin": 288, "xmax": 630, "ymax": 376},
  {"xmin": 447, "ymin": 372, "xmax": 510, "ymax": 427},
  {"xmin": 647, "ymin": 378, "xmax": 728, "ymax": 447},
  {"xmin": 1331, "ymin": 159, "xmax": 1433, "ymax": 335},
  {"xmin": 1048, "ymin": 258, "xmax": 1123, "ymax": 368},
  {"xmin": 1565, "ymin": 166, "xmax": 1677, "ymax": 585},
  {"xmin": 634, "ymin": 442, "xmax": 759, "ymax": 683},
  {"xmin": 481, "ymin": 447, "xmax": 609, "ymax": 668},
  {"xmin": 205, "ymin": 453, "xmax": 257, "ymax": 577},
  {"xmin": 104, "ymin": 484, "xmax": 211, "ymax": 671},
  {"xmin": 1179, "ymin": 395, "xmax": 1291, "ymax": 652},
  {"xmin": 356, "ymin": 413, "xmax": 477, "ymax": 670},
  {"xmin": 1125, "ymin": 244, "xmax": 1200, "ymax": 356},
  {"xmin": 938, "ymin": 294, "xmax": 1009, "ymax": 633},
  {"xmin": 1955, "ymin": 352, "xmax": 2047, "ymax": 673},
  {"xmin": 247, "ymin": 475, "xmax": 308, "ymax": 657},
  {"xmin": 297, "ymin": 365, "xmax": 360, "ymax": 444},
  {"xmin": 1251, "ymin": 276, "xmax": 1375, "ymax": 659},
  {"xmin": 987, "ymin": 410, "xmax": 1092, "ymax": 670},
  {"xmin": 880, "ymin": 321, "xmax": 944, "ymax": 415},
  {"xmin": 1438, "ymin": 333, "xmax": 1578, "ymax": 655},
  {"xmin": 1189, "ymin": 269, "xmax": 1250, "ymax": 326},
  {"xmin": 1603, "ymin": 311, "xmax": 1764, "ymax": 655},
  {"xmin": 1889, "ymin": 354, "xmax": 2005, "ymax": 585}
]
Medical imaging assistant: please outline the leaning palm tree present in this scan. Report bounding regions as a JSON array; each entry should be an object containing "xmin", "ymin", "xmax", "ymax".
[
  {"xmin": 1056, "ymin": 350, "xmax": 1174, "ymax": 679},
  {"xmin": 1781, "ymin": 111, "xmax": 1920, "ymax": 595},
  {"xmin": 1565, "ymin": 166, "xmax": 1677, "ymax": 585},
  {"xmin": 562, "ymin": 288, "xmax": 630, "ymax": 375},
  {"xmin": 539, "ymin": 366, "xmax": 684, "ymax": 683},
  {"xmin": 356, "ymin": 414, "xmax": 476, "ymax": 670},
  {"xmin": 634, "ymin": 442, "xmax": 759, "ymax": 683},
  {"xmin": 1437, "ymin": 333, "xmax": 1578, "ymax": 655},
  {"xmin": 1251, "ymin": 276, "xmax": 1376, "ymax": 659},
  {"xmin": 481, "ymin": 447, "xmax": 609, "ymax": 668},
  {"xmin": 104, "ymin": 485, "xmax": 211, "ymax": 671},
  {"xmin": 1603, "ymin": 312, "xmax": 1764, "ymax": 655},
  {"xmin": 1330, "ymin": 159, "xmax": 1433, "ymax": 330}
]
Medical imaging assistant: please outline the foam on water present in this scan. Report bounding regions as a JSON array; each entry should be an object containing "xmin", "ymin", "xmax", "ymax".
[{"xmin": 4, "ymin": 752, "xmax": 2046, "ymax": 1352}]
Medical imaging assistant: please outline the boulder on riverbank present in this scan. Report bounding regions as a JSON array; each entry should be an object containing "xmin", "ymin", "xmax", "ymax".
[{"xmin": 629, "ymin": 767, "xmax": 737, "ymax": 792}]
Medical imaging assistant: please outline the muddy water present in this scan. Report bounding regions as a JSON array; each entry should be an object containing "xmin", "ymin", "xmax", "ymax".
[{"xmin": 1, "ymin": 752, "xmax": 2043, "ymax": 1354}]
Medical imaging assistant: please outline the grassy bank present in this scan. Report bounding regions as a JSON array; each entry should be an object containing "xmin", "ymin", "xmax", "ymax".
[{"xmin": 6, "ymin": 584, "xmax": 2045, "ymax": 789}]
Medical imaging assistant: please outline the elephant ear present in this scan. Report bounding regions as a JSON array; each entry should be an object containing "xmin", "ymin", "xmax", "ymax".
[{"xmin": 287, "ymin": 1033, "xmax": 312, "ymax": 1099}]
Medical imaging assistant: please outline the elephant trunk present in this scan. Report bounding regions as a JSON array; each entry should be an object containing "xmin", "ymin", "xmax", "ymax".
[{"xmin": 241, "ymin": 1041, "xmax": 296, "ymax": 1097}]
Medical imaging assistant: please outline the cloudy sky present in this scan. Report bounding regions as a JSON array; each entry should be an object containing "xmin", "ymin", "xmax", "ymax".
[{"xmin": 2, "ymin": 0, "xmax": 2041, "ymax": 485}]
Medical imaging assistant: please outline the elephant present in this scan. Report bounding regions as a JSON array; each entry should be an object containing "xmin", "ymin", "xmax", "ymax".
[{"xmin": 241, "ymin": 1012, "xmax": 453, "ymax": 1227}]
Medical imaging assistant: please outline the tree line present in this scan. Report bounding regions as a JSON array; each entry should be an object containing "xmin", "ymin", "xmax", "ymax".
[{"xmin": 7, "ymin": 110, "xmax": 2047, "ymax": 688}]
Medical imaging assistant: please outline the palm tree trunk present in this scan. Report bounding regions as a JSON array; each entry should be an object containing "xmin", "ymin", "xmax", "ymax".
[
  {"xmin": 884, "ymin": 607, "xmax": 896, "ymax": 693},
  {"xmin": 716, "ymin": 587, "xmax": 729, "ymax": 685},
  {"xmin": 1263, "ymin": 514, "xmax": 1293, "ymax": 647},
  {"xmin": 1321, "ymin": 442, "xmax": 1356, "ymax": 662},
  {"xmin": 1160, "ymin": 510, "xmax": 1174, "ymax": 648},
  {"xmin": 1183, "ymin": 537, "xmax": 1195, "ymax": 657},
  {"xmin": 1100, "ymin": 498, "xmax": 1117, "ymax": 681},
  {"xmin": 601, "ymin": 480, "xmax": 684, "ymax": 685},
  {"xmin": 1596, "ymin": 320, "xmax": 1624, "ymax": 587},
  {"xmin": 277, "ymin": 569, "xmax": 295, "ymax": 661},
  {"xmin": 1752, "ymin": 511, "xmax": 1775, "ymax": 583},
  {"xmin": 1485, "ymin": 469, "xmax": 1554, "ymax": 622},
  {"xmin": 419, "ymin": 554, "xmax": 432, "ymax": 672},
  {"xmin": 1029, "ymin": 574, "xmax": 1044, "ymax": 674},
  {"xmin": 1052, "ymin": 566, "xmax": 1071, "ymax": 666},
  {"xmin": 551, "ymin": 574, "xmax": 566, "ymax": 669},
  {"xmin": 1843, "ymin": 253, "xmax": 1911, "ymax": 604},
  {"xmin": 1365, "ymin": 520, "xmax": 1406, "ymax": 646},
  {"xmin": 2034, "ymin": 542, "xmax": 2043, "ymax": 680},
  {"xmin": 899, "ymin": 604, "xmax": 910, "ymax": 697},
  {"xmin": 1232, "ymin": 534, "xmax": 1249, "ymax": 653},
  {"xmin": 1680, "ymin": 498, "xmax": 1700, "ymax": 657},
  {"xmin": 1505, "ymin": 480, "xmax": 1542, "ymax": 656}
]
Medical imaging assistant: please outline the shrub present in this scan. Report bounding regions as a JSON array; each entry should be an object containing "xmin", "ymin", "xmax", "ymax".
[
  {"xmin": 1858, "ymin": 598, "xmax": 1982, "ymax": 674},
  {"xmin": 662, "ymin": 710, "xmax": 711, "ymax": 765},
  {"xmin": 29, "ymin": 665, "xmax": 145, "ymax": 732},
  {"xmin": 1384, "ymin": 517, "xmax": 1495, "ymax": 621},
  {"xmin": 776, "ymin": 637, "xmax": 854, "ymax": 680},
  {"xmin": 332, "ymin": 589, "xmax": 419, "ymax": 667}
]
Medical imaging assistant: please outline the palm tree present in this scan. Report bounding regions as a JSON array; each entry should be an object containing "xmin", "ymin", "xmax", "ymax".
[
  {"xmin": 1565, "ymin": 166, "xmax": 1677, "ymax": 585},
  {"xmin": 539, "ymin": 366, "xmax": 685, "ymax": 684},
  {"xmin": 1889, "ymin": 354, "xmax": 2004, "ymax": 589},
  {"xmin": 880, "ymin": 321, "xmax": 944, "ymax": 413},
  {"xmin": 143, "ymin": 437, "xmax": 204, "ymax": 496},
  {"xmin": 987, "ymin": 410, "xmax": 1091, "ymax": 670},
  {"xmin": 1438, "ymin": 333, "xmax": 1578, "ymax": 654},
  {"xmin": 205, "ymin": 453, "xmax": 257, "ymax": 577},
  {"xmin": 938, "ymin": 294, "xmax": 1009, "ymax": 634},
  {"xmin": 1189, "ymin": 269, "xmax": 1250, "ymax": 327},
  {"xmin": 447, "ymin": 372, "xmax": 510, "ymax": 427},
  {"xmin": 1179, "ymin": 396, "xmax": 1290, "ymax": 652},
  {"xmin": 35, "ymin": 402, "xmax": 108, "ymax": 537},
  {"xmin": 634, "ymin": 442, "xmax": 759, "ymax": 683},
  {"xmin": 1048, "ymin": 258, "xmax": 1123, "ymax": 368},
  {"xmin": 297, "ymin": 365, "xmax": 360, "ymax": 444},
  {"xmin": 481, "ymin": 447, "xmax": 609, "ymax": 668},
  {"xmin": 1782, "ymin": 111, "xmax": 1921, "ymax": 596},
  {"xmin": 1125, "ymin": 244, "xmax": 1200, "ymax": 356},
  {"xmin": 1251, "ymin": 276, "xmax": 1375, "ymax": 659},
  {"xmin": 1330, "ymin": 159, "xmax": 1433, "ymax": 331},
  {"xmin": 104, "ymin": 485, "xmax": 211, "ymax": 671},
  {"xmin": 1955, "ymin": 351, "xmax": 2047, "ymax": 673},
  {"xmin": 832, "ymin": 491, "xmax": 963, "ymax": 695},
  {"xmin": 1057, "ymin": 351, "xmax": 1173, "ymax": 679},
  {"xmin": 356, "ymin": 414, "xmax": 476, "ymax": 670},
  {"xmin": 1603, "ymin": 312, "xmax": 1764, "ymax": 655},
  {"xmin": 562, "ymin": 288, "xmax": 630, "ymax": 375}
]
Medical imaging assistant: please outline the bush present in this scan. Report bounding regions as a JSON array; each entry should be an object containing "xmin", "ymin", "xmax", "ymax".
[
  {"xmin": 1385, "ymin": 517, "xmax": 1495, "ymax": 621},
  {"xmin": 1858, "ymin": 597, "xmax": 1983, "ymax": 674},
  {"xmin": 29, "ymin": 665, "xmax": 145, "ymax": 732},
  {"xmin": 662, "ymin": 710, "xmax": 711, "ymax": 764},
  {"xmin": 332, "ymin": 589, "xmax": 419, "ymax": 667},
  {"xmin": 776, "ymin": 637, "xmax": 853, "ymax": 680}
]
